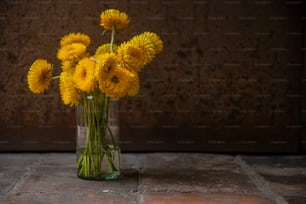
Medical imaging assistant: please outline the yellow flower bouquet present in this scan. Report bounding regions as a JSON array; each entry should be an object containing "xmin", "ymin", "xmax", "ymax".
[{"xmin": 27, "ymin": 9, "xmax": 163, "ymax": 180}]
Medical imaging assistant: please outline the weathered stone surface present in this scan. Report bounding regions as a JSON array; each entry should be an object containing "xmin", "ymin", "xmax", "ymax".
[
  {"xmin": 242, "ymin": 155, "xmax": 306, "ymax": 203},
  {"xmin": 2, "ymin": 153, "xmax": 306, "ymax": 203},
  {"xmin": 0, "ymin": 153, "xmax": 139, "ymax": 204},
  {"xmin": 143, "ymin": 193, "xmax": 273, "ymax": 204},
  {"xmin": 141, "ymin": 153, "xmax": 259, "ymax": 194},
  {"xmin": 1, "ymin": 192, "xmax": 138, "ymax": 204},
  {"xmin": 0, "ymin": 154, "xmax": 42, "ymax": 195}
]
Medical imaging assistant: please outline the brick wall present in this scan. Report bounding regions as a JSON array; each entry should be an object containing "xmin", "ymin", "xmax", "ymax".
[{"xmin": 0, "ymin": 0, "xmax": 305, "ymax": 152}]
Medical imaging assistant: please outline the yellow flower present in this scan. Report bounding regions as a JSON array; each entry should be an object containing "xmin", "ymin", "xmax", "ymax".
[
  {"xmin": 99, "ymin": 67, "xmax": 133, "ymax": 99},
  {"xmin": 59, "ymin": 72, "xmax": 81, "ymax": 107},
  {"xmin": 127, "ymin": 71, "xmax": 140, "ymax": 96},
  {"xmin": 117, "ymin": 42, "xmax": 145, "ymax": 72},
  {"xmin": 27, "ymin": 59, "xmax": 53, "ymax": 94},
  {"xmin": 61, "ymin": 61, "xmax": 76, "ymax": 74},
  {"xmin": 100, "ymin": 9, "xmax": 129, "ymax": 31},
  {"xmin": 129, "ymin": 33, "xmax": 157, "ymax": 65},
  {"xmin": 95, "ymin": 43, "xmax": 117, "ymax": 56},
  {"xmin": 60, "ymin": 32, "xmax": 91, "ymax": 47},
  {"xmin": 95, "ymin": 53, "xmax": 118, "ymax": 83},
  {"xmin": 73, "ymin": 58, "xmax": 96, "ymax": 93},
  {"xmin": 142, "ymin": 32, "xmax": 163, "ymax": 54},
  {"xmin": 57, "ymin": 43, "xmax": 87, "ymax": 62}
]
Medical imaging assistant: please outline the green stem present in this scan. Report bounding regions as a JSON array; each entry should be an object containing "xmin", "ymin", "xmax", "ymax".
[
  {"xmin": 77, "ymin": 90, "xmax": 119, "ymax": 179},
  {"xmin": 107, "ymin": 125, "xmax": 117, "ymax": 147},
  {"xmin": 110, "ymin": 26, "xmax": 115, "ymax": 52}
]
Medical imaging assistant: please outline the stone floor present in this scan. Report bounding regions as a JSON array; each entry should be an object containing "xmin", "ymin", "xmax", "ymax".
[{"xmin": 0, "ymin": 153, "xmax": 305, "ymax": 204}]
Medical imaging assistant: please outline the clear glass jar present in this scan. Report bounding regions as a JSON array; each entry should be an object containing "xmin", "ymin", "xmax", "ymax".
[{"xmin": 76, "ymin": 96, "xmax": 120, "ymax": 180}]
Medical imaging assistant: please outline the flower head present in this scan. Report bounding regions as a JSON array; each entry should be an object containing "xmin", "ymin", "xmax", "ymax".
[
  {"xmin": 60, "ymin": 32, "xmax": 91, "ymax": 47},
  {"xmin": 95, "ymin": 53, "xmax": 118, "ymax": 83},
  {"xmin": 141, "ymin": 32, "xmax": 163, "ymax": 54},
  {"xmin": 73, "ymin": 58, "xmax": 96, "ymax": 93},
  {"xmin": 27, "ymin": 59, "xmax": 53, "ymax": 94},
  {"xmin": 129, "ymin": 33, "xmax": 157, "ymax": 65},
  {"xmin": 117, "ymin": 42, "xmax": 145, "ymax": 72},
  {"xmin": 95, "ymin": 43, "xmax": 117, "ymax": 56},
  {"xmin": 61, "ymin": 61, "xmax": 76, "ymax": 74},
  {"xmin": 59, "ymin": 72, "xmax": 81, "ymax": 107},
  {"xmin": 99, "ymin": 67, "xmax": 133, "ymax": 99},
  {"xmin": 127, "ymin": 71, "xmax": 140, "ymax": 96},
  {"xmin": 100, "ymin": 9, "xmax": 129, "ymax": 31},
  {"xmin": 26, "ymin": 9, "xmax": 163, "ymax": 108},
  {"xmin": 57, "ymin": 43, "xmax": 87, "ymax": 62}
]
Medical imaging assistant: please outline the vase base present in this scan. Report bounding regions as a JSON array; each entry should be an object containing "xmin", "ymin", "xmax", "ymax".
[
  {"xmin": 77, "ymin": 171, "xmax": 120, "ymax": 181},
  {"xmin": 76, "ymin": 145, "xmax": 121, "ymax": 181}
]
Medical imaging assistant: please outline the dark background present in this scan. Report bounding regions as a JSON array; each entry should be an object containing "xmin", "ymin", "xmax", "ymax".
[{"xmin": 0, "ymin": 0, "xmax": 305, "ymax": 153}]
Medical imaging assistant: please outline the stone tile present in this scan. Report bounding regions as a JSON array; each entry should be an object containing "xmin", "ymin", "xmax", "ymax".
[
  {"xmin": 241, "ymin": 156, "xmax": 306, "ymax": 174},
  {"xmin": 1, "ymin": 192, "xmax": 138, "ymax": 204},
  {"xmin": 2, "ymin": 153, "xmax": 306, "ymax": 204},
  {"xmin": 40, "ymin": 153, "xmax": 75, "ymax": 167},
  {"xmin": 141, "ymin": 153, "xmax": 259, "ymax": 194},
  {"xmin": 265, "ymin": 176, "xmax": 306, "ymax": 197},
  {"xmin": 121, "ymin": 153, "xmax": 144, "ymax": 170},
  {"xmin": 143, "ymin": 193, "xmax": 273, "ymax": 204},
  {"xmin": 0, "ymin": 168, "xmax": 27, "ymax": 195},
  {"xmin": 141, "ymin": 168, "xmax": 258, "ymax": 194},
  {"xmin": 0, "ymin": 154, "xmax": 42, "ymax": 195},
  {"xmin": 0, "ymin": 153, "xmax": 42, "ymax": 167},
  {"xmin": 0, "ymin": 153, "xmax": 139, "ymax": 203},
  {"xmin": 241, "ymin": 155, "xmax": 306, "ymax": 202},
  {"xmin": 11, "ymin": 166, "xmax": 138, "ymax": 195},
  {"xmin": 143, "ymin": 153, "xmax": 238, "ymax": 171},
  {"xmin": 286, "ymin": 196, "xmax": 306, "ymax": 204}
]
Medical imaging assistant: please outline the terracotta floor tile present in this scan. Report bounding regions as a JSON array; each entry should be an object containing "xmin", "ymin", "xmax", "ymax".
[
  {"xmin": 1, "ymin": 192, "xmax": 137, "ymax": 204},
  {"xmin": 143, "ymin": 193, "xmax": 273, "ymax": 204}
]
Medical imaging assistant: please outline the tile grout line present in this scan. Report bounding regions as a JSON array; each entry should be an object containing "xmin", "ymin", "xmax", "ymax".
[
  {"xmin": 234, "ymin": 155, "xmax": 288, "ymax": 204},
  {"xmin": 7, "ymin": 156, "xmax": 42, "ymax": 195},
  {"xmin": 136, "ymin": 154, "xmax": 145, "ymax": 204},
  {"xmin": 137, "ymin": 167, "xmax": 145, "ymax": 204}
]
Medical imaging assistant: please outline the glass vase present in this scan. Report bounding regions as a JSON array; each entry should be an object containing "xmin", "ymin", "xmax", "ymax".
[{"xmin": 76, "ymin": 94, "xmax": 120, "ymax": 180}]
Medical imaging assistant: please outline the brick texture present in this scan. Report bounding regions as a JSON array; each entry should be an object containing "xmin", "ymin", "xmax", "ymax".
[{"xmin": 0, "ymin": 0, "xmax": 305, "ymax": 152}]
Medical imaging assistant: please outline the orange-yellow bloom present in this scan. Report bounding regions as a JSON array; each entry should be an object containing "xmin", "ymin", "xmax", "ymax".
[
  {"xmin": 73, "ymin": 58, "xmax": 96, "ymax": 93},
  {"xmin": 26, "ymin": 9, "xmax": 164, "ymax": 107},
  {"xmin": 127, "ymin": 71, "xmax": 140, "ymax": 96},
  {"xmin": 95, "ymin": 53, "xmax": 118, "ymax": 83},
  {"xmin": 61, "ymin": 61, "xmax": 76, "ymax": 74},
  {"xmin": 100, "ymin": 9, "xmax": 129, "ymax": 31},
  {"xmin": 27, "ymin": 59, "xmax": 53, "ymax": 94},
  {"xmin": 141, "ymin": 32, "xmax": 163, "ymax": 54},
  {"xmin": 129, "ymin": 33, "xmax": 156, "ymax": 65},
  {"xmin": 95, "ymin": 43, "xmax": 117, "ymax": 56},
  {"xmin": 59, "ymin": 72, "xmax": 81, "ymax": 107},
  {"xmin": 57, "ymin": 43, "xmax": 87, "ymax": 62},
  {"xmin": 60, "ymin": 32, "xmax": 91, "ymax": 47},
  {"xmin": 117, "ymin": 42, "xmax": 145, "ymax": 72},
  {"xmin": 99, "ymin": 67, "xmax": 133, "ymax": 99}
]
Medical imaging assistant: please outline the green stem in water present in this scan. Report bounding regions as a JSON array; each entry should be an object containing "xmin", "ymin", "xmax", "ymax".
[
  {"xmin": 107, "ymin": 124, "xmax": 117, "ymax": 147},
  {"xmin": 77, "ymin": 91, "xmax": 119, "ymax": 179}
]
